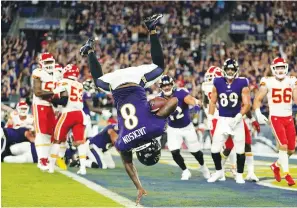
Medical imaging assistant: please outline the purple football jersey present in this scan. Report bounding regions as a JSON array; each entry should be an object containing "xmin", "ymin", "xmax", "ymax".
[
  {"xmin": 89, "ymin": 124, "xmax": 119, "ymax": 152},
  {"xmin": 214, "ymin": 77, "xmax": 249, "ymax": 117},
  {"xmin": 113, "ymin": 86, "xmax": 167, "ymax": 151},
  {"xmin": 4, "ymin": 127, "xmax": 28, "ymax": 144},
  {"xmin": 161, "ymin": 88, "xmax": 191, "ymax": 128},
  {"xmin": 83, "ymin": 92, "xmax": 92, "ymax": 115}
]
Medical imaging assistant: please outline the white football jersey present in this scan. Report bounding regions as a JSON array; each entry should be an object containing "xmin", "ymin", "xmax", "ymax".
[
  {"xmin": 201, "ymin": 81, "xmax": 219, "ymax": 118},
  {"xmin": 98, "ymin": 63, "xmax": 161, "ymax": 91},
  {"xmin": 32, "ymin": 68, "xmax": 55, "ymax": 106},
  {"xmin": 260, "ymin": 76, "xmax": 297, "ymax": 117},
  {"xmin": 58, "ymin": 78, "xmax": 83, "ymax": 113},
  {"xmin": 6, "ymin": 111, "xmax": 34, "ymax": 129}
]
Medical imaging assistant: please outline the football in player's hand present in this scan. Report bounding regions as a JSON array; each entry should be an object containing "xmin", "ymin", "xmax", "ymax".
[{"xmin": 149, "ymin": 97, "xmax": 167, "ymax": 113}]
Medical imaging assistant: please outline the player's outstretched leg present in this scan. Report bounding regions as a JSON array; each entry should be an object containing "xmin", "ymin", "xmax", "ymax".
[
  {"xmin": 80, "ymin": 39, "xmax": 104, "ymax": 82},
  {"xmin": 171, "ymin": 149, "xmax": 191, "ymax": 180},
  {"xmin": 145, "ymin": 14, "xmax": 164, "ymax": 69}
]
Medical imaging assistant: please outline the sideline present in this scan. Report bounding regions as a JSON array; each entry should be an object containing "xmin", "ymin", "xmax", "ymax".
[
  {"xmin": 257, "ymin": 179, "xmax": 297, "ymax": 192},
  {"xmin": 58, "ymin": 169, "xmax": 144, "ymax": 208}
]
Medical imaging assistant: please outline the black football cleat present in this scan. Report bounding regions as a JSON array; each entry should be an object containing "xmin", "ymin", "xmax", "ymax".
[
  {"xmin": 80, "ymin": 38, "xmax": 95, "ymax": 57},
  {"xmin": 143, "ymin": 14, "xmax": 163, "ymax": 31}
]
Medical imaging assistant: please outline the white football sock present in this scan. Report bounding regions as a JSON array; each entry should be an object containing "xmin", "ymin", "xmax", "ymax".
[
  {"xmin": 49, "ymin": 143, "xmax": 60, "ymax": 171},
  {"xmin": 245, "ymin": 152, "xmax": 254, "ymax": 174},
  {"xmin": 278, "ymin": 150, "xmax": 289, "ymax": 173},
  {"xmin": 58, "ymin": 142, "xmax": 67, "ymax": 158},
  {"xmin": 77, "ymin": 143, "xmax": 87, "ymax": 170}
]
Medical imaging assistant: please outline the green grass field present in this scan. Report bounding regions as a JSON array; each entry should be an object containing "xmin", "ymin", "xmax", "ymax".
[
  {"xmin": 2, "ymin": 152, "xmax": 297, "ymax": 207},
  {"xmin": 1, "ymin": 163, "xmax": 122, "ymax": 207}
]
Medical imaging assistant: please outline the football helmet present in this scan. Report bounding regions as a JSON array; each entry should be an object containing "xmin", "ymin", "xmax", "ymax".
[
  {"xmin": 135, "ymin": 139, "xmax": 161, "ymax": 166},
  {"xmin": 54, "ymin": 64, "xmax": 63, "ymax": 81},
  {"xmin": 222, "ymin": 59, "xmax": 239, "ymax": 80},
  {"xmin": 63, "ymin": 64, "xmax": 80, "ymax": 80},
  {"xmin": 204, "ymin": 66, "xmax": 223, "ymax": 82},
  {"xmin": 270, "ymin": 57, "xmax": 288, "ymax": 79},
  {"xmin": 39, "ymin": 53, "xmax": 55, "ymax": 74},
  {"xmin": 159, "ymin": 75, "xmax": 175, "ymax": 96},
  {"xmin": 16, "ymin": 100, "xmax": 29, "ymax": 117},
  {"xmin": 83, "ymin": 78, "xmax": 96, "ymax": 94}
]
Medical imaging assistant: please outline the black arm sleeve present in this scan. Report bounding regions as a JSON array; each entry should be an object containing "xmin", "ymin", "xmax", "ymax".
[
  {"xmin": 150, "ymin": 34, "xmax": 164, "ymax": 70},
  {"xmin": 87, "ymin": 52, "xmax": 103, "ymax": 82},
  {"xmin": 51, "ymin": 96, "xmax": 68, "ymax": 107}
]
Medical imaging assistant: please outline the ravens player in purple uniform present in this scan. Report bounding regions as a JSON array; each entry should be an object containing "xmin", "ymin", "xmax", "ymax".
[
  {"xmin": 86, "ymin": 124, "xmax": 118, "ymax": 169},
  {"xmin": 207, "ymin": 59, "xmax": 251, "ymax": 184},
  {"xmin": 1, "ymin": 127, "xmax": 37, "ymax": 163},
  {"xmin": 80, "ymin": 14, "xmax": 178, "ymax": 204},
  {"xmin": 159, "ymin": 75, "xmax": 210, "ymax": 180}
]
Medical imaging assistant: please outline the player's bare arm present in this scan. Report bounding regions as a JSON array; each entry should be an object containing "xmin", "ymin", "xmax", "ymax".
[
  {"xmin": 184, "ymin": 95, "xmax": 202, "ymax": 107},
  {"xmin": 253, "ymin": 85, "xmax": 269, "ymax": 124},
  {"xmin": 33, "ymin": 78, "xmax": 54, "ymax": 98},
  {"xmin": 253, "ymin": 86, "xmax": 268, "ymax": 111},
  {"xmin": 108, "ymin": 128, "xmax": 118, "ymax": 145},
  {"xmin": 240, "ymin": 87, "xmax": 251, "ymax": 116},
  {"xmin": 120, "ymin": 151, "xmax": 147, "ymax": 205},
  {"xmin": 156, "ymin": 97, "xmax": 178, "ymax": 118},
  {"xmin": 209, "ymin": 86, "xmax": 218, "ymax": 116}
]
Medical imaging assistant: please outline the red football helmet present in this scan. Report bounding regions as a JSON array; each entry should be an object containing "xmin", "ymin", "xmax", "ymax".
[
  {"xmin": 54, "ymin": 64, "xmax": 63, "ymax": 81},
  {"xmin": 39, "ymin": 52, "xmax": 55, "ymax": 73},
  {"xmin": 270, "ymin": 57, "xmax": 288, "ymax": 79},
  {"xmin": 204, "ymin": 66, "xmax": 222, "ymax": 82},
  {"xmin": 63, "ymin": 64, "xmax": 80, "ymax": 80},
  {"xmin": 16, "ymin": 100, "xmax": 29, "ymax": 116}
]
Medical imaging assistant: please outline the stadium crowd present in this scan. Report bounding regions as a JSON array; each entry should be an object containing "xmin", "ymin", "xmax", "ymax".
[{"xmin": 1, "ymin": 1, "xmax": 297, "ymax": 117}]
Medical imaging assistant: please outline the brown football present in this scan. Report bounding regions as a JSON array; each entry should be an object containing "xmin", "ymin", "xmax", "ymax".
[{"xmin": 149, "ymin": 97, "xmax": 167, "ymax": 113}]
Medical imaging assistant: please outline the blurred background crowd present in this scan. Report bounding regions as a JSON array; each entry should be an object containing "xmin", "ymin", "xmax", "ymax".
[{"xmin": 1, "ymin": 1, "xmax": 297, "ymax": 129}]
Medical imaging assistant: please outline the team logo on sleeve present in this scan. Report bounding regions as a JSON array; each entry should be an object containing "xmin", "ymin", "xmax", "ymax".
[{"xmin": 260, "ymin": 82, "xmax": 266, "ymax": 86}]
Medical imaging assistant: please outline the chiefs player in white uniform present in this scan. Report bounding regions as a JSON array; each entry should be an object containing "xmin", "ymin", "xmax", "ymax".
[
  {"xmin": 253, "ymin": 57, "xmax": 297, "ymax": 186},
  {"xmin": 6, "ymin": 100, "xmax": 34, "ymax": 129},
  {"xmin": 48, "ymin": 64, "xmax": 88, "ymax": 175},
  {"xmin": 32, "ymin": 53, "xmax": 57, "ymax": 170}
]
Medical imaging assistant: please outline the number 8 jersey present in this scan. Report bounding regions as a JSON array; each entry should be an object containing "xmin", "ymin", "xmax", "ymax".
[
  {"xmin": 260, "ymin": 76, "xmax": 297, "ymax": 117},
  {"xmin": 214, "ymin": 76, "xmax": 249, "ymax": 117}
]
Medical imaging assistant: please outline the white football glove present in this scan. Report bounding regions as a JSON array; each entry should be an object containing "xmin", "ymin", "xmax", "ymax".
[
  {"xmin": 255, "ymin": 109, "xmax": 268, "ymax": 124},
  {"xmin": 101, "ymin": 109, "xmax": 112, "ymax": 120},
  {"xmin": 207, "ymin": 114, "xmax": 214, "ymax": 130},
  {"xmin": 229, "ymin": 113, "xmax": 243, "ymax": 130}
]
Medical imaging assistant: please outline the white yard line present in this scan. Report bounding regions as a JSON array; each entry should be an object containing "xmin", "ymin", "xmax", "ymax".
[
  {"xmin": 58, "ymin": 169, "xmax": 143, "ymax": 208},
  {"xmin": 257, "ymin": 179, "xmax": 297, "ymax": 192}
]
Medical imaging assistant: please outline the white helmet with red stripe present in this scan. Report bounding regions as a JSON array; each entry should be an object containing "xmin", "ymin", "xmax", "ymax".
[
  {"xmin": 16, "ymin": 100, "xmax": 29, "ymax": 116},
  {"xmin": 270, "ymin": 57, "xmax": 288, "ymax": 79},
  {"xmin": 54, "ymin": 64, "xmax": 64, "ymax": 81},
  {"xmin": 204, "ymin": 66, "xmax": 223, "ymax": 83},
  {"xmin": 39, "ymin": 52, "xmax": 55, "ymax": 74},
  {"xmin": 63, "ymin": 64, "xmax": 80, "ymax": 80}
]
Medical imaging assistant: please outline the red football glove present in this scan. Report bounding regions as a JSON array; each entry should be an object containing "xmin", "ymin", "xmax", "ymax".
[{"xmin": 252, "ymin": 120, "xmax": 260, "ymax": 133}]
